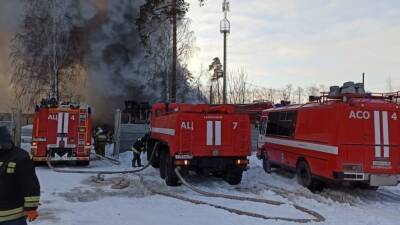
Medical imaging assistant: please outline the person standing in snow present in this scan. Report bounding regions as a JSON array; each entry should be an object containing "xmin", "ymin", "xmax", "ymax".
[
  {"xmin": 94, "ymin": 127, "xmax": 107, "ymax": 156},
  {"xmin": 131, "ymin": 137, "xmax": 145, "ymax": 167},
  {"xmin": 0, "ymin": 126, "xmax": 40, "ymax": 225}
]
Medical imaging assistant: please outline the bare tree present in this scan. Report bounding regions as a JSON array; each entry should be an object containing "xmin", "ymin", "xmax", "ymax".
[
  {"xmin": 281, "ymin": 84, "xmax": 293, "ymax": 102},
  {"xmin": 10, "ymin": 0, "xmax": 84, "ymax": 109},
  {"xmin": 228, "ymin": 69, "xmax": 248, "ymax": 104},
  {"xmin": 295, "ymin": 86, "xmax": 304, "ymax": 104},
  {"xmin": 143, "ymin": 17, "xmax": 197, "ymax": 102},
  {"xmin": 306, "ymin": 85, "xmax": 320, "ymax": 97}
]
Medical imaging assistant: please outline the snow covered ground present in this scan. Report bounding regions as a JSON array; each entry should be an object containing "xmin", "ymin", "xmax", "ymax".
[{"xmin": 33, "ymin": 150, "xmax": 400, "ymax": 225}]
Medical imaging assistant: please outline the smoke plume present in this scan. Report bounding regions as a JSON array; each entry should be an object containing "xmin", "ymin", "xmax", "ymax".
[
  {"xmin": 0, "ymin": 0, "xmax": 25, "ymax": 111},
  {"xmin": 2, "ymin": 0, "xmax": 201, "ymax": 123}
]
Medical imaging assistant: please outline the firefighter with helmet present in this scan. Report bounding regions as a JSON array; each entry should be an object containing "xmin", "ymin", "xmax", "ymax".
[
  {"xmin": 0, "ymin": 126, "xmax": 40, "ymax": 225},
  {"xmin": 131, "ymin": 137, "xmax": 145, "ymax": 167},
  {"xmin": 94, "ymin": 127, "xmax": 107, "ymax": 156}
]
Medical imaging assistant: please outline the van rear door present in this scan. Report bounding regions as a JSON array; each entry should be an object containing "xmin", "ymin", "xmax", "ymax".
[{"xmin": 339, "ymin": 105, "xmax": 400, "ymax": 174}]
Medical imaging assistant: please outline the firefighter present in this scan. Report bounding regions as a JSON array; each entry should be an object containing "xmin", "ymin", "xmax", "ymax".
[
  {"xmin": 94, "ymin": 127, "xmax": 107, "ymax": 156},
  {"xmin": 131, "ymin": 137, "xmax": 145, "ymax": 167},
  {"xmin": 0, "ymin": 126, "xmax": 40, "ymax": 225}
]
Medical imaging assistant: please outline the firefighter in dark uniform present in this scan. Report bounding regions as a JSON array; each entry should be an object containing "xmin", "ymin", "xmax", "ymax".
[
  {"xmin": 94, "ymin": 127, "xmax": 107, "ymax": 156},
  {"xmin": 131, "ymin": 137, "xmax": 145, "ymax": 167},
  {"xmin": 0, "ymin": 126, "xmax": 40, "ymax": 225}
]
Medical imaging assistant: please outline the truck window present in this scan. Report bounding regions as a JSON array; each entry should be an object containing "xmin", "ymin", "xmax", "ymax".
[{"xmin": 266, "ymin": 111, "xmax": 297, "ymax": 137}]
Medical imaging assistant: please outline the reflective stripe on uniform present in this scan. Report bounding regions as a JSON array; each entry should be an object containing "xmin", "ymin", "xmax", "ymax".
[
  {"xmin": 0, "ymin": 207, "xmax": 24, "ymax": 222},
  {"xmin": 5, "ymin": 162, "xmax": 17, "ymax": 174},
  {"xmin": 24, "ymin": 196, "xmax": 40, "ymax": 208},
  {"xmin": 24, "ymin": 196, "xmax": 40, "ymax": 202},
  {"xmin": 24, "ymin": 202, "xmax": 39, "ymax": 208}
]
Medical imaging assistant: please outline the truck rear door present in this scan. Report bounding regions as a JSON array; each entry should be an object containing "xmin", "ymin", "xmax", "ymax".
[{"xmin": 339, "ymin": 105, "xmax": 400, "ymax": 174}]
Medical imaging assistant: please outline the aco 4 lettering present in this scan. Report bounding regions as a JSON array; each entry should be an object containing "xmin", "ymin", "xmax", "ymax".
[{"xmin": 349, "ymin": 110, "xmax": 397, "ymax": 121}]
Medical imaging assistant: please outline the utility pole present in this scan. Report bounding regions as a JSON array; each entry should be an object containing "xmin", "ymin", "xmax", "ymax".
[
  {"xmin": 362, "ymin": 72, "xmax": 365, "ymax": 87},
  {"xmin": 220, "ymin": 0, "xmax": 230, "ymax": 104},
  {"xmin": 171, "ymin": 0, "xmax": 177, "ymax": 103}
]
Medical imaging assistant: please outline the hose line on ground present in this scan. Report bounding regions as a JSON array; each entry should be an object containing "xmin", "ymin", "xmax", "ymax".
[
  {"xmin": 47, "ymin": 144, "xmax": 325, "ymax": 222},
  {"xmin": 172, "ymin": 167, "xmax": 325, "ymax": 223},
  {"xmin": 46, "ymin": 143, "xmax": 158, "ymax": 175}
]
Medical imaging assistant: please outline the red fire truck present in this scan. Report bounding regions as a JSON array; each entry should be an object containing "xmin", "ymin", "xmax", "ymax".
[
  {"xmin": 147, "ymin": 103, "xmax": 251, "ymax": 186},
  {"xmin": 235, "ymin": 101, "xmax": 274, "ymax": 124},
  {"xmin": 31, "ymin": 99, "xmax": 93, "ymax": 165},
  {"xmin": 257, "ymin": 91, "xmax": 400, "ymax": 190}
]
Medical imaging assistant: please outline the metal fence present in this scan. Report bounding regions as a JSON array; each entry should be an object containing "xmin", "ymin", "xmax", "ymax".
[
  {"xmin": 113, "ymin": 109, "xmax": 150, "ymax": 156},
  {"xmin": 119, "ymin": 123, "xmax": 149, "ymax": 151}
]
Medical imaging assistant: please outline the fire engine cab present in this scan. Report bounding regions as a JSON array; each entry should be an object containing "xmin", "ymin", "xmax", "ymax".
[
  {"xmin": 31, "ymin": 99, "xmax": 93, "ymax": 165},
  {"xmin": 257, "ymin": 83, "xmax": 400, "ymax": 190},
  {"xmin": 147, "ymin": 103, "xmax": 251, "ymax": 186}
]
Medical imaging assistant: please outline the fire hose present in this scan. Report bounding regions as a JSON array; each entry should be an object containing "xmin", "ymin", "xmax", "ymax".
[
  {"xmin": 47, "ymin": 143, "xmax": 325, "ymax": 223},
  {"xmin": 92, "ymin": 152, "xmax": 121, "ymax": 165},
  {"xmin": 169, "ymin": 167, "xmax": 326, "ymax": 223},
  {"xmin": 46, "ymin": 143, "xmax": 158, "ymax": 175}
]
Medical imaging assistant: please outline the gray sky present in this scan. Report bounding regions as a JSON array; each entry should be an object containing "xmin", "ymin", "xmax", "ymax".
[{"xmin": 187, "ymin": 0, "xmax": 400, "ymax": 92}]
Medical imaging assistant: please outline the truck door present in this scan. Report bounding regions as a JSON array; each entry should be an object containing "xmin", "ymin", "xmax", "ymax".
[{"xmin": 340, "ymin": 107, "xmax": 400, "ymax": 174}]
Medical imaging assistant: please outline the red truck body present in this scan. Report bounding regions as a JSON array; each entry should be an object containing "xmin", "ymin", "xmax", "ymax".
[
  {"xmin": 148, "ymin": 103, "xmax": 251, "ymax": 186},
  {"xmin": 234, "ymin": 102, "xmax": 274, "ymax": 124},
  {"xmin": 31, "ymin": 103, "xmax": 92, "ymax": 164},
  {"xmin": 257, "ymin": 93, "xmax": 400, "ymax": 189}
]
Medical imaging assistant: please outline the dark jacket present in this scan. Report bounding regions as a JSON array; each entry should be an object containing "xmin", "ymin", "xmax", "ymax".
[
  {"xmin": 0, "ymin": 147, "xmax": 40, "ymax": 222},
  {"xmin": 131, "ymin": 139, "xmax": 145, "ymax": 154}
]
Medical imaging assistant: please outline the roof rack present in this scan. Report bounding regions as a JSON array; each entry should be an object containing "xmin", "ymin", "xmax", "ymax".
[{"xmin": 309, "ymin": 91, "xmax": 400, "ymax": 104}]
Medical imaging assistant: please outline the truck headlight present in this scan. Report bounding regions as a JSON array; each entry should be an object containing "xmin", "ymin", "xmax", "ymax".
[{"xmin": 343, "ymin": 164, "xmax": 363, "ymax": 173}]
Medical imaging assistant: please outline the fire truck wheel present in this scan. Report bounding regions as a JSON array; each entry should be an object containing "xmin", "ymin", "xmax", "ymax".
[
  {"xmin": 149, "ymin": 146, "xmax": 160, "ymax": 168},
  {"xmin": 146, "ymin": 141, "xmax": 154, "ymax": 162},
  {"xmin": 262, "ymin": 154, "xmax": 272, "ymax": 174},
  {"xmin": 159, "ymin": 150, "xmax": 167, "ymax": 179},
  {"xmin": 296, "ymin": 160, "xmax": 322, "ymax": 191},
  {"xmin": 224, "ymin": 167, "xmax": 243, "ymax": 185},
  {"xmin": 165, "ymin": 153, "xmax": 179, "ymax": 186}
]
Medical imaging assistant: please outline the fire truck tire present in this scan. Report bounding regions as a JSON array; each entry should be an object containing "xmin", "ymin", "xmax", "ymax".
[
  {"xmin": 148, "ymin": 144, "xmax": 160, "ymax": 168},
  {"xmin": 262, "ymin": 153, "xmax": 272, "ymax": 174},
  {"xmin": 159, "ymin": 150, "xmax": 167, "ymax": 179},
  {"xmin": 165, "ymin": 153, "xmax": 179, "ymax": 186},
  {"xmin": 296, "ymin": 160, "xmax": 323, "ymax": 191},
  {"xmin": 224, "ymin": 166, "xmax": 243, "ymax": 185},
  {"xmin": 146, "ymin": 141, "xmax": 154, "ymax": 162}
]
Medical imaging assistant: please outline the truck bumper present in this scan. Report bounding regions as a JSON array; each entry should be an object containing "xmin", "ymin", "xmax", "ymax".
[
  {"xmin": 32, "ymin": 156, "xmax": 90, "ymax": 162},
  {"xmin": 174, "ymin": 157, "xmax": 249, "ymax": 171},
  {"xmin": 334, "ymin": 172, "xmax": 400, "ymax": 186}
]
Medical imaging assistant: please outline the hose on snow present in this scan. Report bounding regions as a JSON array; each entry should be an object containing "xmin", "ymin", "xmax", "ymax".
[{"xmin": 46, "ymin": 143, "xmax": 158, "ymax": 175}]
